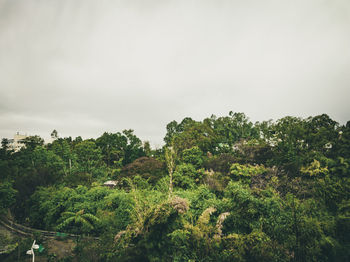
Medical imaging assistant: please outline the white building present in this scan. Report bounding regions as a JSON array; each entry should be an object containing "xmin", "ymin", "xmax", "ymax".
[{"xmin": 7, "ymin": 132, "xmax": 28, "ymax": 152}]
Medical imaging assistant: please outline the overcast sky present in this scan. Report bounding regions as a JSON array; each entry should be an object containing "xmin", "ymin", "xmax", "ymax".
[{"xmin": 0, "ymin": 0, "xmax": 349, "ymax": 146}]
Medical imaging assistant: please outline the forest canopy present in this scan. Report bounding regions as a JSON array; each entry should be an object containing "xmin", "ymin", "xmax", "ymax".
[{"xmin": 0, "ymin": 112, "xmax": 349, "ymax": 261}]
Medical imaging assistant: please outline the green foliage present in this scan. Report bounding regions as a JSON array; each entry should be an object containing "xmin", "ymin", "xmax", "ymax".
[
  {"xmin": 206, "ymin": 112, "xmax": 259, "ymax": 154},
  {"xmin": 29, "ymin": 185, "xmax": 112, "ymax": 232},
  {"xmin": 230, "ymin": 163, "xmax": 267, "ymax": 184},
  {"xmin": 103, "ymin": 190, "xmax": 135, "ymax": 231},
  {"xmin": 32, "ymin": 146, "xmax": 65, "ymax": 177},
  {"xmin": 334, "ymin": 121, "xmax": 350, "ymax": 159},
  {"xmin": 336, "ymin": 200, "xmax": 350, "ymax": 258},
  {"xmin": 121, "ymin": 156, "xmax": 166, "ymax": 185},
  {"xmin": 163, "ymin": 117, "xmax": 195, "ymax": 145},
  {"xmin": 0, "ymin": 181, "xmax": 17, "ymax": 213},
  {"xmin": 114, "ymin": 196, "xmax": 189, "ymax": 261},
  {"xmin": 267, "ymin": 116, "xmax": 308, "ymax": 174},
  {"xmin": 1, "ymin": 112, "xmax": 349, "ymax": 261},
  {"xmin": 74, "ymin": 140, "xmax": 103, "ymax": 173},
  {"xmin": 63, "ymin": 171, "xmax": 93, "ymax": 187},
  {"xmin": 317, "ymin": 174, "xmax": 350, "ymax": 213},
  {"xmin": 178, "ymin": 185, "xmax": 218, "ymax": 221},
  {"xmin": 300, "ymin": 160, "xmax": 329, "ymax": 178},
  {"xmin": 233, "ymin": 139, "xmax": 274, "ymax": 165},
  {"xmin": 221, "ymin": 231, "xmax": 288, "ymax": 262},
  {"xmin": 21, "ymin": 135, "xmax": 44, "ymax": 151},
  {"xmin": 171, "ymin": 121, "xmax": 216, "ymax": 155},
  {"xmin": 182, "ymin": 146, "xmax": 203, "ymax": 168},
  {"xmin": 50, "ymin": 138, "xmax": 76, "ymax": 175},
  {"xmin": 173, "ymin": 163, "xmax": 199, "ymax": 189},
  {"xmin": 1, "ymin": 138, "xmax": 11, "ymax": 151},
  {"xmin": 204, "ymin": 153, "xmax": 237, "ymax": 175},
  {"xmin": 57, "ymin": 209, "xmax": 100, "ymax": 234}
]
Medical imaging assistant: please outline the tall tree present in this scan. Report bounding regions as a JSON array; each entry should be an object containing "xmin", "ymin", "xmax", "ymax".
[
  {"xmin": 96, "ymin": 130, "xmax": 145, "ymax": 166},
  {"xmin": 206, "ymin": 112, "xmax": 259, "ymax": 154},
  {"xmin": 50, "ymin": 129, "xmax": 58, "ymax": 140},
  {"xmin": 268, "ymin": 116, "xmax": 308, "ymax": 174},
  {"xmin": 22, "ymin": 135, "xmax": 44, "ymax": 151},
  {"xmin": 74, "ymin": 140, "xmax": 103, "ymax": 173}
]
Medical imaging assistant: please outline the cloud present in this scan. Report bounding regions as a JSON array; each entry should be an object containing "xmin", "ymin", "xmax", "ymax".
[{"xmin": 0, "ymin": 0, "xmax": 349, "ymax": 145}]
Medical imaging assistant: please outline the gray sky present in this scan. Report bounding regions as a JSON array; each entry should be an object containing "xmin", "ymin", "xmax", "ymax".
[{"xmin": 1, "ymin": 0, "xmax": 349, "ymax": 147}]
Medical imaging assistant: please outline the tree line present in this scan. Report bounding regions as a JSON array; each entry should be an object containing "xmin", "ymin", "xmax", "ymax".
[{"xmin": 0, "ymin": 112, "xmax": 349, "ymax": 261}]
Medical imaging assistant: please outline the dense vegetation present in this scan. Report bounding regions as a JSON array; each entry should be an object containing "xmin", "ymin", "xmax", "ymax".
[{"xmin": 0, "ymin": 112, "xmax": 349, "ymax": 261}]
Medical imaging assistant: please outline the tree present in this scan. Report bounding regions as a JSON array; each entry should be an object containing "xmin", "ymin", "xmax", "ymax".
[
  {"xmin": 305, "ymin": 114, "xmax": 338, "ymax": 156},
  {"xmin": 50, "ymin": 138, "xmax": 76, "ymax": 175},
  {"xmin": 143, "ymin": 141, "xmax": 152, "ymax": 157},
  {"xmin": 173, "ymin": 163, "xmax": 200, "ymax": 189},
  {"xmin": 96, "ymin": 132, "xmax": 125, "ymax": 167},
  {"xmin": 22, "ymin": 135, "xmax": 44, "ymax": 151},
  {"xmin": 31, "ymin": 146, "xmax": 65, "ymax": 181},
  {"xmin": 122, "ymin": 129, "xmax": 145, "ymax": 165},
  {"xmin": 50, "ymin": 129, "xmax": 58, "ymax": 140},
  {"xmin": 74, "ymin": 140, "xmax": 103, "ymax": 173},
  {"xmin": 164, "ymin": 120, "xmax": 179, "ymax": 145},
  {"xmin": 172, "ymin": 121, "xmax": 215, "ymax": 155},
  {"xmin": 333, "ymin": 121, "xmax": 350, "ymax": 159},
  {"xmin": 182, "ymin": 146, "xmax": 203, "ymax": 168},
  {"xmin": 57, "ymin": 209, "xmax": 100, "ymax": 234},
  {"xmin": 0, "ymin": 181, "xmax": 17, "ymax": 213},
  {"xmin": 164, "ymin": 118, "xmax": 195, "ymax": 145},
  {"xmin": 1, "ymin": 138, "xmax": 10, "ymax": 151},
  {"xmin": 121, "ymin": 157, "xmax": 166, "ymax": 185},
  {"xmin": 96, "ymin": 130, "xmax": 144, "ymax": 166},
  {"xmin": 206, "ymin": 112, "xmax": 259, "ymax": 154},
  {"xmin": 268, "ymin": 116, "xmax": 308, "ymax": 174}
]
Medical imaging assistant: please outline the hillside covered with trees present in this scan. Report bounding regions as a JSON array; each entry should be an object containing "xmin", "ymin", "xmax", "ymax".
[{"xmin": 0, "ymin": 112, "xmax": 349, "ymax": 261}]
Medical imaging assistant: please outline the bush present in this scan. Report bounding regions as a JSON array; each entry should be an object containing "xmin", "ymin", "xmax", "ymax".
[
  {"xmin": 173, "ymin": 164, "xmax": 202, "ymax": 189},
  {"xmin": 182, "ymin": 146, "xmax": 204, "ymax": 168}
]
